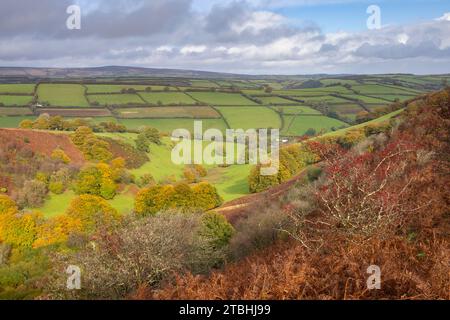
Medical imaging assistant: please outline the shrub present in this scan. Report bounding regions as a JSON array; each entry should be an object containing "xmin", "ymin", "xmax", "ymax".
[
  {"xmin": 46, "ymin": 213, "xmax": 225, "ymax": 299},
  {"xmin": 137, "ymin": 174, "xmax": 156, "ymax": 188},
  {"xmin": 306, "ymin": 166, "xmax": 322, "ymax": 182},
  {"xmin": 200, "ymin": 212, "xmax": 234, "ymax": 249},
  {"xmin": 48, "ymin": 181, "xmax": 64, "ymax": 195},
  {"xmin": 16, "ymin": 180, "xmax": 48, "ymax": 208},
  {"xmin": 192, "ymin": 182, "xmax": 223, "ymax": 210},
  {"xmin": 100, "ymin": 178, "xmax": 117, "ymax": 200},
  {"xmin": 0, "ymin": 195, "xmax": 16, "ymax": 214},
  {"xmin": 51, "ymin": 149, "xmax": 71, "ymax": 164}
]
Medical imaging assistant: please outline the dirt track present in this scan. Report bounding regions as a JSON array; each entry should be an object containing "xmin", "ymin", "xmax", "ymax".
[{"xmin": 215, "ymin": 168, "xmax": 308, "ymax": 224}]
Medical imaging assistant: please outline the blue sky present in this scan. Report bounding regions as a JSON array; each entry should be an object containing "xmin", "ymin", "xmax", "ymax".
[
  {"xmin": 272, "ymin": 0, "xmax": 450, "ymax": 32},
  {"xmin": 0, "ymin": 0, "xmax": 449, "ymax": 74}
]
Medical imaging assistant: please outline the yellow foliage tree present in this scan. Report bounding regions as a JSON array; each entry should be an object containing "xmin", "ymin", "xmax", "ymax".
[
  {"xmin": 0, "ymin": 208, "xmax": 41, "ymax": 247},
  {"xmin": 66, "ymin": 195, "xmax": 120, "ymax": 234},
  {"xmin": 33, "ymin": 215, "xmax": 82, "ymax": 248}
]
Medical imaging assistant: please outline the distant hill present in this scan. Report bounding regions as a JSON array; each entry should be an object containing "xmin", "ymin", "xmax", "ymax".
[{"xmin": 0, "ymin": 66, "xmax": 349, "ymax": 81}]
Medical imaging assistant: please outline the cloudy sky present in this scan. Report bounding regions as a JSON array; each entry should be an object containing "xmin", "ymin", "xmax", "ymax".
[{"xmin": 0, "ymin": 0, "xmax": 449, "ymax": 74}]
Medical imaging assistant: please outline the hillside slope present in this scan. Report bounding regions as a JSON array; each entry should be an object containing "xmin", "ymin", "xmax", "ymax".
[{"xmin": 0, "ymin": 129, "xmax": 85, "ymax": 164}]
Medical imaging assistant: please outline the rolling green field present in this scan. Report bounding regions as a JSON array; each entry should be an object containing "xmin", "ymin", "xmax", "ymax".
[
  {"xmin": 368, "ymin": 94, "xmax": 415, "ymax": 102},
  {"xmin": 257, "ymin": 96, "xmax": 297, "ymax": 105},
  {"xmin": 272, "ymin": 105, "xmax": 322, "ymax": 115},
  {"xmin": 0, "ymin": 84, "xmax": 35, "ymax": 94},
  {"xmin": 37, "ymin": 189, "xmax": 135, "ymax": 218},
  {"xmin": 282, "ymin": 115, "xmax": 348, "ymax": 136},
  {"xmin": 352, "ymin": 84, "xmax": 422, "ymax": 95},
  {"xmin": 118, "ymin": 118, "xmax": 229, "ymax": 133},
  {"xmin": 0, "ymin": 116, "xmax": 36, "ymax": 127},
  {"xmin": 139, "ymin": 92, "xmax": 197, "ymax": 105},
  {"xmin": 0, "ymin": 107, "xmax": 34, "ymax": 116},
  {"xmin": 189, "ymin": 92, "xmax": 257, "ymax": 105},
  {"xmin": 85, "ymin": 84, "xmax": 171, "ymax": 93},
  {"xmin": 0, "ymin": 95, "xmax": 32, "ymax": 106},
  {"xmin": 339, "ymin": 94, "xmax": 391, "ymax": 104},
  {"xmin": 88, "ymin": 93, "xmax": 144, "ymax": 105},
  {"xmin": 216, "ymin": 106, "xmax": 281, "ymax": 130},
  {"xmin": 303, "ymin": 95, "xmax": 349, "ymax": 103},
  {"xmin": 116, "ymin": 106, "xmax": 220, "ymax": 119},
  {"xmin": 38, "ymin": 84, "xmax": 89, "ymax": 107},
  {"xmin": 205, "ymin": 164, "xmax": 252, "ymax": 202},
  {"xmin": 188, "ymin": 80, "xmax": 219, "ymax": 88}
]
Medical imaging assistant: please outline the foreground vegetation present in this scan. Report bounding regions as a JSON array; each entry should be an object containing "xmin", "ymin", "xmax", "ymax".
[{"xmin": 0, "ymin": 74, "xmax": 448, "ymax": 300}]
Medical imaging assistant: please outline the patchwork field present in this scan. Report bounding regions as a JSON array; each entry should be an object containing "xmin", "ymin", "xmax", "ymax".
[
  {"xmin": 189, "ymin": 92, "xmax": 258, "ymax": 105},
  {"xmin": 139, "ymin": 92, "xmax": 197, "ymax": 105},
  {"xmin": 37, "ymin": 84, "xmax": 89, "ymax": 107},
  {"xmin": 216, "ymin": 106, "xmax": 281, "ymax": 130},
  {"xmin": 272, "ymin": 105, "xmax": 322, "ymax": 115},
  {"xmin": 0, "ymin": 84, "xmax": 35, "ymax": 94},
  {"xmin": 0, "ymin": 75, "xmax": 443, "ymax": 140},
  {"xmin": 36, "ymin": 108, "xmax": 113, "ymax": 117},
  {"xmin": 85, "ymin": 84, "xmax": 172, "ymax": 93},
  {"xmin": 116, "ymin": 106, "xmax": 221, "ymax": 119},
  {"xmin": 88, "ymin": 93, "xmax": 145, "ymax": 105},
  {"xmin": 257, "ymin": 96, "xmax": 297, "ymax": 105},
  {"xmin": 118, "ymin": 118, "xmax": 228, "ymax": 133},
  {"xmin": 339, "ymin": 94, "xmax": 391, "ymax": 104},
  {"xmin": 352, "ymin": 84, "xmax": 422, "ymax": 95},
  {"xmin": 0, "ymin": 107, "xmax": 34, "ymax": 116},
  {"xmin": 282, "ymin": 115, "xmax": 348, "ymax": 136},
  {"xmin": 0, "ymin": 116, "xmax": 36, "ymax": 127},
  {"xmin": 0, "ymin": 95, "xmax": 32, "ymax": 106}
]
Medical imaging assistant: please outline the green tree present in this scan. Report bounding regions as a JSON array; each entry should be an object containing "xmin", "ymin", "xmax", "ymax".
[{"xmin": 199, "ymin": 212, "xmax": 234, "ymax": 249}]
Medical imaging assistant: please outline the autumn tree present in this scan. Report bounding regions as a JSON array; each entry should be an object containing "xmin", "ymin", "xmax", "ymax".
[
  {"xmin": 0, "ymin": 209, "xmax": 41, "ymax": 248},
  {"xmin": 74, "ymin": 165, "xmax": 117, "ymax": 200},
  {"xmin": 71, "ymin": 126, "xmax": 112, "ymax": 161},
  {"xmin": 65, "ymin": 195, "xmax": 120, "ymax": 235},
  {"xmin": 33, "ymin": 215, "xmax": 82, "ymax": 248}
]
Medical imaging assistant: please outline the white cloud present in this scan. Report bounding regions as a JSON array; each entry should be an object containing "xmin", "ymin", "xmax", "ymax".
[
  {"xmin": 436, "ymin": 12, "xmax": 450, "ymax": 21},
  {"xmin": 156, "ymin": 46, "xmax": 173, "ymax": 53},
  {"xmin": 397, "ymin": 33, "xmax": 409, "ymax": 45},
  {"xmin": 180, "ymin": 45, "xmax": 207, "ymax": 55},
  {"xmin": 231, "ymin": 11, "xmax": 286, "ymax": 35}
]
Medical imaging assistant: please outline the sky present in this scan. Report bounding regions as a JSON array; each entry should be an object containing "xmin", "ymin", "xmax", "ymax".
[{"xmin": 0, "ymin": 0, "xmax": 449, "ymax": 75}]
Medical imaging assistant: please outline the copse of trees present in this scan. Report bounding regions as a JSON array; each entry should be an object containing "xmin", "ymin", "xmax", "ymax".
[
  {"xmin": 74, "ymin": 160, "xmax": 126, "ymax": 200},
  {"xmin": 134, "ymin": 126, "xmax": 162, "ymax": 152},
  {"xmin": 248, "ymin": 144, "xmax": 319, "ymax": 193},
  {"xmin": 71, "ymin": 126, "xmax": 113, "ymax": 162},
  {"xmin": 19, "ymin": 114, "xmax": 127, "ymax": 133},
  {"xmin": 134, "ymin": 182, "xmax": 223, "ymax": 216}
]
